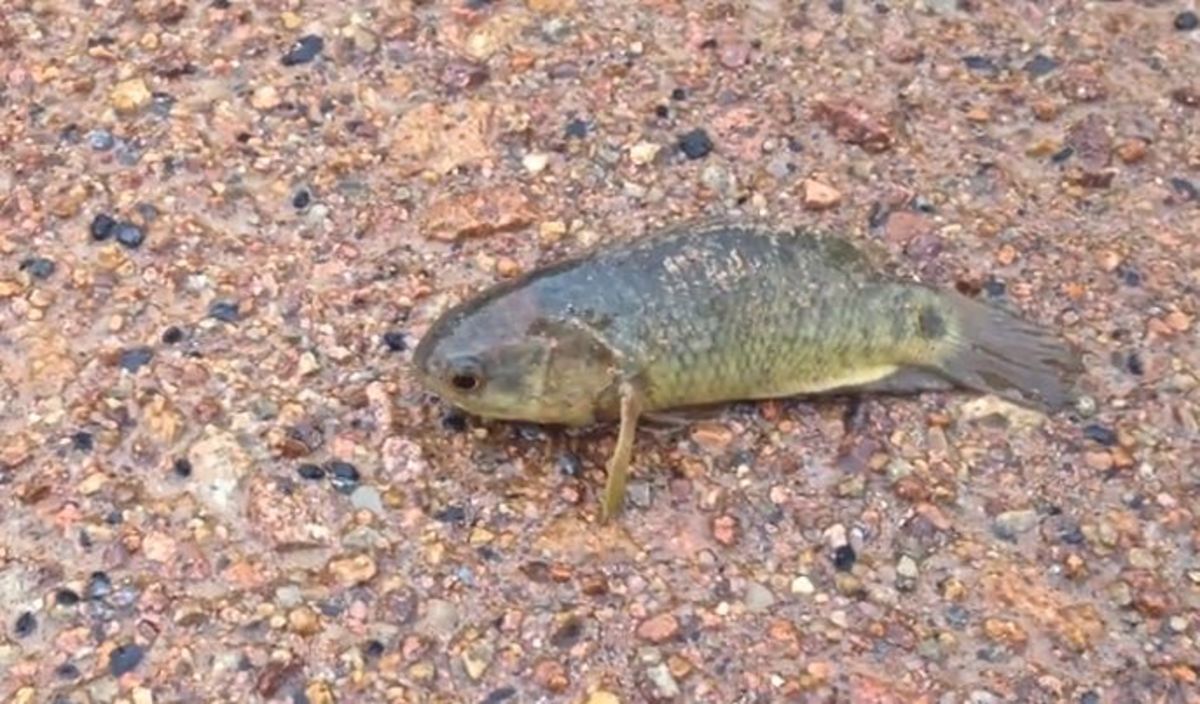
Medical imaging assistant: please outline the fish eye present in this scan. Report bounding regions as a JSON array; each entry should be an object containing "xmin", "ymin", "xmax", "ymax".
[{"xmin": 445, "ymin": 356, "xmax": 485, "ymax": 393}]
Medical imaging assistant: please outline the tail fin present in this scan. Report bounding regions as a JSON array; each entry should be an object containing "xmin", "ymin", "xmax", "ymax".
[{"xmin": 936, "ymin": 291, "xmax": 1084, "ymax": 412}]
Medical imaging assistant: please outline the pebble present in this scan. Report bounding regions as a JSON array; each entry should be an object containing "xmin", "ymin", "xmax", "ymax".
[
  {"xmin": 19, "ymin": 257, "xmax": 55, "ymax": 280},
  {"xmin": 202, "ymin": 302, "xmax": 240, "ymax": 327},
  {"xmin": 297, "ymin": 463, "xmax": 325, "ymax": 480},
  {"xmin": 522, "ymin": 152, "xmax": 550, "ymax": 174},
  {"xmin": 992, "ymin": 509, "xmax": 1039, "ymax": 541},
  {"xmin": 461, "ymin": 642, "xmax": 493, "ymax": 680},
  {"xmin": 636, "ymin": 613, "xmax": 679, "ymax": 643},
  {"xmin": 110, "ymin": 78, "xmax": 151, "ymax": 114},
  {"xmin": 1024, "ymin": 54, "xmax": 1058, "ymax": 77},
  {"xmin": 250, "ymin": 85, "xmax": 281, "ymax": 111},
  {"xmin": 677, "ymin": 128, "xmax": 713, "ymax": 159},
  {"xmin": 833, "ymin": 545, "xmax": 856, "ymax": 571},
  {"xmin": 791, "ymin": 575, "xmax": 815, "ymax": 595},
  {"xmin": 419, "ymin": 599, "xmax": 459, "ymax": 638},
  {"xmin": 328, "ymin": 461, "xmax": 361, "ymax": 494},
  {"xmin": 1082, "ymin": 424, "xmax": 1117, "ymax": 446},
  {"xmin": 88, "ymin": 130, "xmax": 116, "ymax": 151},
  {"xmin": 350, "ymin": 486, "xmax": 384, "ymax": 515},
  {"xmin": 1175, "ymin": 11, "xmax": 1198, "ymax": 31},
  {"xmin": 382, "ymin": 331, "xmax": 407, "ymax": 352},
  {"xmin": 711, "ymin": 514, "xmax": 740, "ymax": 546},
  {"xmin": 87, "ymin": 571, "xmax": 113, "ymax": 600},
  {"xmin": 585, "ymin": 693, "xmax": 621, "ymax": 704},
  {"xmin": 629, "ymin": 141, "xmax": 661, "ymax": 165},
  {"xmin": 281, "ymin": 34, "xmax": 324, "ymax": 66},
  {"xmin": 119, "ymin": 347, "xmax": 154, "ymax": 373},
  {"xmin": 109, "ymin": 643, "xmax": 145, "ymax": 677},
  {"xmin": 327, "ymin": 554, "xmax": 377, "ymax": 586},
  {"xmin": 113, "ymin": 221, "xmax": 145, "ymax": 248},
  {"xmin": 90, "ymin": 213, "xmax": 117, "ymax": 240},
  {"xmin": 288, "ymin": 606, "xmax": 321, "ymax": 636},
  {"xmin": 744, "ymin": 582, "xmax": 776, "ymax": 612},
  {"xmin": 14, "ymin": 611, "xmax": 36, "ymax": 638},
  {"xmin": 564, "ymin": 117, "xmax": 589, "ymax": 139},
  {"xmin": 897, "ymin": 555, "xmax": 920, "ymax": 580},
  {"xmin": 646, "ymin": 663, "xmax": 681, "ymax": 698},
  {"xmin": 532, "ymin": 659, "xmax": 569, "ymax": 693}
]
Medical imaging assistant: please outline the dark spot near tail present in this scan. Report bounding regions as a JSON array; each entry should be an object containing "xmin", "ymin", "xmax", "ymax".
[{"xmin": 917, "ymin": 306, "xmax": 946, "ymax": 340}]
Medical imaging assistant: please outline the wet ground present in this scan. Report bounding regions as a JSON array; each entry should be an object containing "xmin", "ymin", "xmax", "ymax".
[{"xmin": 2, "ymin": 0, "xmax": 1199, "ymax": 702}]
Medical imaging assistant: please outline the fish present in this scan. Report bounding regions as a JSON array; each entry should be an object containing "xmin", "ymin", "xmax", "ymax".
[{"xmin": 412, "ymin": 223, "xmax": 1084, "ymax": 521}]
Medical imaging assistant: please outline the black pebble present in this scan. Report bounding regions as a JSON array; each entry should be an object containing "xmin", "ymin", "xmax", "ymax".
[
  {"xmin": 433, "ymin": 505, "xmax": 467, "ymax": 524},
  {"xmin": 109, "ymin": 643, "xmax": 145, "ymax": 677},
  {"xmin": 1169, "ymin": 177, "xmax": 1199, "ymax": 202},
  {"xmin": 90, "ymin": 213, "xmax": 116, "ymax": 241},
  {"xmin": 297, "ymin": 463, "xmax": 326, "ymax": 480},
  {"xmin": 677, "ymin": 128, "xmax": 713, "ymax": 159},
  {"xmin": 281, "ymin": 34, "xmax": 324, "ymax": 66},
  {"xmin": 292, "ymin": 189, "xmax": 311, "ymax": 209},
  {"xmin": 1023, "ymin": 53, "xmax": 1058, "ymax": 77},
  {"xmin": 1083, "ymin": 424, "xmax": 1118, "ymax": 447},
  {"xmin": 833, "ymin": 544, "xmax": 856, "ymax": 571},
  {"xmin": 1051, "ymin": 146, "xmax": 1074, "ymax": 163},
  {"xmin": 382, "ymin": 331, "xmax": 407, "ymax": 352},
  {"xmin": 19, "ymin": 256, "xmax": 56, "ymax": 280},
  {"xmin": 1125, "ymin": 352, "xmax": 1144, "ymax": 376},
  {"xmin": 670, "ymin": 87, "xmax": 686, "ymax": 101},
  {"xmin": 56, "ymin": 663, "xmax": 82, "ymax": 680},
  {"xmin": 161, "ymin": 326, "xmax": 184, "ymax": 344},
  {"xmin": 208, "ymin": 300, "xmax": 240, "ymax": 323},
  {"xmin": 113, "ymin": 222, "xmax": 145, "ymax": 249},
  {"xmin": 364, "ymin": 639, "xmax": 385, "ymax": 658},
  {"xmin": 211, "ymin": 0, "xmax": 231, "ymax": 8},
  {"xmin": 86, "ymin": 571, "xmax": 113, "ymax": 600},
  {"xmin": 118, "ymin": 347, "xmax": 154, "ymax": 373},
  {"xmin": 327, "ymin": 461, "xmax": 361, "ymax": 494},
  {"xmin": 441, "ymin": 410, "xmax": 468, "ymax": 432},
  {"xmin": 482, "ymin": 687, "xmax": 517, "ymax": 704},
  {"xmin": 71, "ymin": 431, "xmax": 94, "ymax": 452},
  {"xmin": 962, "ymin": 55, "xmax": 998, "ymax": 74},
  {"xmin": 555, "ymin": 452, "xmax": 582, "ymax": 477},
  {"xmin": 564, "ymin": 117, "xmax": 589, "ymax": 139},
  {"xmin": 982, "ymin": 278, "xmax": 1006, "ymax": 298},
  {"xmin": 1079, "ymin": 692, "xmax": 1101, "ymax": 704},
  {"xmin": 1175, "ymin": 11, "xmax": 1198, "ymax": 31},
  {"xmin": 55, "ymin": 588, "xmax": 81, "ymax": 606},
  {"xmin": 172, "ymin": 457, "xmax": 193, "ymax": 478},
  {"xmin": 828, "ymin": 0, "xmax": 845, "ymax": 13},
  {"xmin": 654, "ymin": 104, "xmax": 669, "ymax": 119},
  {"xmin": 14, "ymin": 611, "xmax": 36, "ymax": 638},
  {"xmin": 1116, "ymin": 265, "xmax": 1141, "ymax": 287}
]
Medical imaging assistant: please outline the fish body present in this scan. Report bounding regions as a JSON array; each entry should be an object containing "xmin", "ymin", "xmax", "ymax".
[{"xmin": 413, "ymin": 224, "xmax": 1082, "ymax": 519}]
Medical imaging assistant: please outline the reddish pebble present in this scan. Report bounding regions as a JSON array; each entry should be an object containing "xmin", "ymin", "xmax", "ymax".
[{"xmin": 636, "ymin": 612, "xmax": 680, "ymax": 643}]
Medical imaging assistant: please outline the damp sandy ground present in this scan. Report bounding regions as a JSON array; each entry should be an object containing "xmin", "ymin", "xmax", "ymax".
[{"xmin": 1, "ymin": 1, "xmax": 1199, "ymax": 702}]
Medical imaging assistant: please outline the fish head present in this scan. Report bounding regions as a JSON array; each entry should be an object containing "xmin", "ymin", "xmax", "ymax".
[{"xmin": 412, "ymin": 283, "xmax": 618, "ymax": 426}]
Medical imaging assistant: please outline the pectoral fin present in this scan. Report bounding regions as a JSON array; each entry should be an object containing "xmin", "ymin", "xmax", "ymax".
[{"xmin": 600, "ymin": 380, "xmax": 643, "ymax": 522}]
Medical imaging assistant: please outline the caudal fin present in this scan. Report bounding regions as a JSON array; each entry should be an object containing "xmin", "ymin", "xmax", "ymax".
[{"xmin": 937, "ymin": 292, "xmax": 1084, "ymax": 412}]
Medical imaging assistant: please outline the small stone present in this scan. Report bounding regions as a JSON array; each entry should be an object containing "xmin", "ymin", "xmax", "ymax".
[
  {"xmin": 109, "ymin": 643, "xmax": 145, "ymax": 677},
  {"xmin": 208, "ymin": 300, "xmax": 239, "ymax": 323},
  {"xmin": 522, "ymin": 152, "xmax": 550, "ymax": 174},
  {"xmin": 802, "ymin": 179, "xmax": 841, "ymax": 210},
  {"xmin": 744, "ymin": 582, "xmax": 775, "ymax": 612},
  {"xmin": 119, "ymin": 347, "xmax": 154, "ymax": 373},
  {"xmin": 636, "ymin": 613, "xmax": 679, "ymax": 643},
  {"xmin": 423, "ymin": 186, "xmax": 536, "ymax": 241},
  {"xmin": 110, "ymin": 78, "xmax": 152, "ymax": 114},
  {"xmin": 791, "ymin": 575, "xmax": 815, "ymax": 595},
  {"xmin": 1082, "ymin": 424, "xmax": 1117, "ymax": 446},
  {"xmin": 712, "ymin": 514, "xmax": 740, "ymax": 546},
  {"xmin": 88, "ymin": 130, "xmax": 116, "ymax": 151},
  {"xmin": 419, "ymin": 599, "xmax": 459, "ymax": 638},
  {"xmin": 327, "ymin": 554, "xmax": 377, "ymax": 586},
  {"xmin": 328, "ymin": 461, "xmax": 361, "ymax": 493},
  {"xmin": 992, "ymin": 510, "xmax": 1038, "ymax": 541},
  {"xmin": 646, "ymin": 663, "xmax": 681, "ymax": 698},
  {"xmin": 304, "ymin": 680, "xmax": 335, "ymax": 704},
  {"xmin": 19, "ymin": 257, "xmax": 55, "ymax": 280},
  {"xmin": 13, "ymin": 611, "xmax": 36, "ymax": 638},
  {"xmin": 113, "ymin": 222, "xmax": 145, "ymax": 248},
  {"xmin": 90, "ymin": 213, "xmax": 117, "ymax": 240},
  {"xmin": 1175, "ymin": 11, "xmax": 1199, "ymax": 31},
  {"xmin": 833, "ymin": 545, "xmax": 856, "ymax": 571},
  {"xmin": 250, "ymin": 85, "xmax": 281, "ymax": 111},
  {"xmin": 1084, "ymin": 451, "xmax": 1114, "ymax": 472},
  {"xmin": 288, "ymin": 606, "xmax": 321, "ymax": 636},
  {"xmin": 282, "ymin": 34, "xmax": 324, "ymax": 66},
  {"xmin": 297, "ymin": 463, "xmax": 325, "ymax": 480},
  {"xmin": 382, "ymin": 331, "xmax": 407, "ymax": 352},
  {"xmin": 1115, "ymin": 138, "xmax": 1147, "ymax": 164},
  {"xmin": 812, "ymin": 97, "xmax": 893, "ymax": 152},
  {"xmin": 1024, "ymin": 53, "xmax": 1058, "ymax": 77},
  {"xmin": 462, "ymin": 642, "xmax": 493, "ymax": 680},
  {"xmin": 87, "ymin": 571, "xmax": 113, "ymax": 600},
  {"xmin": 585, "ymin": 692, "xmax": 621, "ymax": 704},
  {"xmin": 532, "ymin": 659, "xmax": 569, "ymax": 693},
  {"xmin": 1170, "ymin": 87, "xmax": 1199, "ymax": 108},
  {"xmin": 350, "ymin": 486, "xmax": 384, "ymax": 515},
  {"xmin": 629, "ymin": 141, "xmax": 661, "ymax": 165},
  {"xmin": 677, "ymin": 128, "xmax": 713, "ymax": 159}
]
